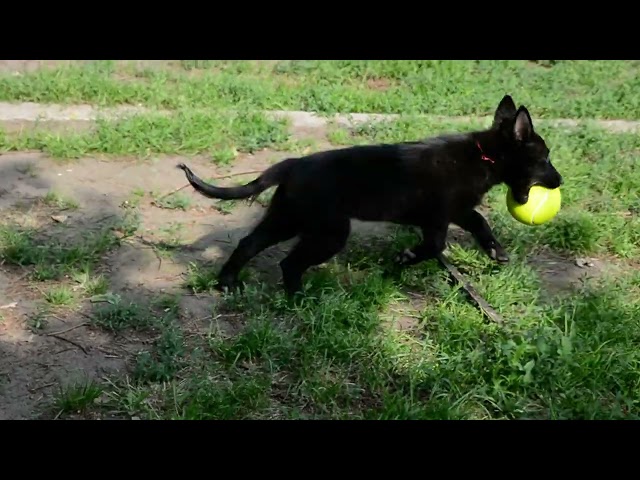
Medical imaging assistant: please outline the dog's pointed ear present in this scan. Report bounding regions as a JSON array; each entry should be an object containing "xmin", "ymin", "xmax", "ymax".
[
  {"xmin": 493, "ymin": 95, "xmax": 517, "ymax": 128},
  {"xmin": 514, "ymin": 106, "xmax": 534, "ymax": 142}
]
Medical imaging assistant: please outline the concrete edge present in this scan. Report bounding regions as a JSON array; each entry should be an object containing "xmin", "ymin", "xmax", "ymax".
[{"xmin": 0, "ymin": 101, "xmax": 639, "ymax": 133}]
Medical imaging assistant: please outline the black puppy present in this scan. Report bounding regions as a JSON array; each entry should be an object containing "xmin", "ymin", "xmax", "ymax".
[{"xmin": 177, "ymin": 95, "xmax": 563, "ymax": 296}]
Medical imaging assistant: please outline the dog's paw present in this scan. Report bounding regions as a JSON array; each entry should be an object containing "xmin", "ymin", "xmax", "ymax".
[
  {"xmin": 394, "ymin": 248, "xmax": 418, "ymax": 266},
  {"xmin": 215, "ymin": 275, "xmax": 242, "ymax": 294},
  {"xmin": 488, "ymin": 246, "xmax": 510, "ymax": 264}
]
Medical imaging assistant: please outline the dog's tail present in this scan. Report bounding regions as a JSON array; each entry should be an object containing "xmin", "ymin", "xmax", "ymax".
[{"xmin": 176, "ymin": 158, "xmax": 297, "ymax": 200}]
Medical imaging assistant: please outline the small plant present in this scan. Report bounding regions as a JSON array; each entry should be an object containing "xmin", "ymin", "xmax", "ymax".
[
  {"xmin": 54, "ymin": 380, "xmax": 103, "ymax": 414},
  {"xmin": 214, "ymin": 200, "xmax": 238, "ymax": 215},
  {"xmin": 134, "ymin": 324, "xmax": 186, "ymax": 383},
  {"xmin": 72, "ymin": 271, "xmax": 109, "ymax": 296},
  {"xmin": 92, "ymin": 297, "xmax": 153, "ymax": 332},
  {"xmin": 211, "ymin": 146, "xmax": 238, "ymax": 165},
  {"xmin": 42, "ymin": 191, "xmax": 79, "ymax": 210},
  {"xmin": 27, "ymin": 309, "xmax": 49, "ymax": 332},
  {"xmin": 44, "ymin": 285, "xmax": 75, "ymax": 306},
  {"xmin": 154, "ymin": 192, "xmax": 192, "ymax": 211},
  {"xmin": 121, "ymin": 188, "xmax": 146, "ymax": 209},
  {"xmin": 184, "ymin": 262, "xmax": 218, "ymax": 293}
]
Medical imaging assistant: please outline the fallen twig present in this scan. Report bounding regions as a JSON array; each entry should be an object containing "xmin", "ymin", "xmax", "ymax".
[
  {"xmin": 0, "ymin": 302, "xmax": 18, "ymax": 310},
  {"xmin": 436, "ymin": 253, "xmax": 505, "ymax": 325},
  {"xmin": 29, "ymin": 382, "xmax": 56, "ymax": 393},
  {"xmin": 48, "ymin": 334, "xmax": 89, "ymax": 355},
  {"xmin": 45, "ymin": 322, "xmax": 89, "ymax": 336}
]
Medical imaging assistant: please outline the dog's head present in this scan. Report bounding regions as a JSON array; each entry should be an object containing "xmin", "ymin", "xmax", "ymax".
[{"xmin": 492, "ymin": 95, "xmax": 563, "ymax": 204}]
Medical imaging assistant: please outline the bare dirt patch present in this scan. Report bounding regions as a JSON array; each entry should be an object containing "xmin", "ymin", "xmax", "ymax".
[
  {"xmin": 0, "ymin": 61, "xmax": 77, "ymax": 74},
  {"xmin": 366, "ymin": 78, "xmax": 394, "ymax": 91}
]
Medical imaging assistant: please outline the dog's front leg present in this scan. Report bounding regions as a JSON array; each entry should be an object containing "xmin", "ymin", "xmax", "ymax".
[
  {"xmin": 395, "ymin": 224, "xmax": 448, "ymax": 266},
  {"xmin": 453, "ymin": 209, "xmax": 509, "ymax": 263}
]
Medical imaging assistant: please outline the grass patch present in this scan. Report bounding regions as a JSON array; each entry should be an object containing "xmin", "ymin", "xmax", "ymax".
[
  {"xmin": 27, "ymin": 309, "xmax": 49, "ymax": 332},
  {"xmin": 71, "ymin": 271, "xmax": 109, "ymax": 296},
  {"xmin": 54, "ymin": 380, "xmax": 104, "ymax": 415},
  {"xmin": 214, "ymin": 199, "xmax": 238, "ymax": 215},
  {"xmin": 43, "ymin": 285, "xmax": 75, "ymax": 306},
  {"xmin": 91, "ymin": 297, "xmax": 155, "ymax": 332},
  {"xmin": 0, "ymin": 60, "xmax": 638, "ymax": 119},
  {"xmin": 184, "ymin": 262, "xmax": 219, "ymax": 293},
  {"xmin": 0, "ymin": 210, "xmax": 137, "ymax": 316},
  {"xmin": 94, "ymin": 251, "xmax": 640, "ymax": 420},
  {"xmin": 153, "ymin": 192, "xmax": 192, "ymax": 211},
  {"xmin": 0, "ymin": 109, "xmax": 291, "ymax": 160},
  {"xmin": 0, "ymin": 223, "xmax": 123, "ymax": 281},
  {"xmin": 134, "ymin": 323, "xmax": 187, "ymax": 383},
  {"xmin": 42, "ymin": 191, "xmax": 79, "ymax": 210}
]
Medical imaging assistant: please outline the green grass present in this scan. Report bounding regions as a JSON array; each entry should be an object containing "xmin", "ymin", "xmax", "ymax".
[
  {"xmin": 90, "ymin": 296, "xmax": 155, "ymax": 332},
  {"xmin": 0, "ymin": 109, "xmax": 291, "ymax": 159},
  {"xmin": 54, "ymin": 380, "xmax": 104, "ymax": 415},
  {"xmin": 43, "ymin": 285, "xmax": 75, "ymax": 306},
  {"xmin": 71, "ymin": 271, "xmax": 109, "ymax": 296},
  {"xmin": 42, "ymin": 190, "xmax": 79, "ymax": 210},
  {"xmin": 0, "ymin": 212, "xmax": 136, "ymax": 317},
  {"xmin": 0, "ymin": 223, "xmax": 124, "ymax": 281},
  {"xmin": 0, "ymin": 60, "xmax": 638, "ymax": 119},
  {"xmin": 153, "ymin": 192, "xmax": 192, "ymax": 211}
]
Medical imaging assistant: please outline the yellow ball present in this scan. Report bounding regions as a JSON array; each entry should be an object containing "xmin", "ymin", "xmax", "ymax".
[{"xmin": 506, "ymin": 185, "xmax": 561, "ymax": 226}]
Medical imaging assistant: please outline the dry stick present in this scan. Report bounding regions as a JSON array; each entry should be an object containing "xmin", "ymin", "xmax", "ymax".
[
  {"xmin": 45, "ymin": 322, "xmax": 89, "ymax": 336},
  {"xmin": 156, "ymin": 169, "xmax": 266, "ymax": 202},
  {"xmin": 48, "ymin": 334, "xmax": 89, "ymax": 355},
  {"xmin": 435, "ymin": 253, "xmax": 505, "ymax": 325}
]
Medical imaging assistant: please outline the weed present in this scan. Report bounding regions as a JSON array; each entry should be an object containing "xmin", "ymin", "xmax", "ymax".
[
  {"xmin": 134, "ymin": 324, "xmax": 187, "ymax": 383},
  {"xmin": 184, "ymin": 262, "xmax": 219, "ymax": 293},
  {"xmin": 54, "ymin": 380, "xmax": 103, "ymax": 414},
  {"xmin": 0, "ymin": 224, "xmax": 120, "ymax": 281},
  {"xmin": 43, "ymin": 285, "xmax": 75, "ymax": 306},
  {"xmin": 27, "ymin": 309, "xmax": 49, "ymax": 332},
  {"xmin": 121, "ymin": 188, "xmax": 146, "ymax": 209},
  {"xmin": 72, "ymin": 271, "xmax": 109, "ymax": 296},
  {"xmin": 91, "ymin": 296, "xmax": 154, "ymax": 332},
  {"xmin": 214, "ymin": 199, "xmax": 238, "ymax": 215},
  {"xmin": 154, "ymin": 192, "xmax": 192, "ymax": 211},
  {"xmin": 42, "ymin": 191, "xmax": 79, "ymax": 210}
]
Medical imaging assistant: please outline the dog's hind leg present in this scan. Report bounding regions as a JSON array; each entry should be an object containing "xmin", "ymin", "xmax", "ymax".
[
  {"xmin": 279, "ymin": 218, "xmax": 350, "ymax": 296},
  {"xmin": 395, "ymin": 222, "xmax": 448, "ymax": 266},
  {"xmin": 217, "ymin": 190, "xmax": 298, "ymax": 291},
  {"xmin": 452, "ymin": 209, "xmax": 509, "ymax": 263}
]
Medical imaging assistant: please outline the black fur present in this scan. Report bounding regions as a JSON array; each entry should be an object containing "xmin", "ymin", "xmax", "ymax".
[{"xmin": 177, "ymin": 95, "xmax": 563, "ymax": 296}]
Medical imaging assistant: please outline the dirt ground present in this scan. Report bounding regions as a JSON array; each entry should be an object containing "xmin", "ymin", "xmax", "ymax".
[{"xmin": 0, "ymin": 119, "xmax": 609, "ymax": 420}]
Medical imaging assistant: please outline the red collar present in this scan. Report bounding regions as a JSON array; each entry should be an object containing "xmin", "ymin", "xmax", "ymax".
[{"xmin": 476, "ymin": 141, "xmax": 495, "ymax": 164}]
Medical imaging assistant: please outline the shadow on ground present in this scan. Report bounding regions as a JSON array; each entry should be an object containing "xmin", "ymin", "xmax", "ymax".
[{"xmin": 0, "ymin": 152, "xmax": 281, "ymax": 418}]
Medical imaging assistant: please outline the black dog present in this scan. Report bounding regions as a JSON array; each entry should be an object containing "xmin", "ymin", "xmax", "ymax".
[{"xmin": 177, "ymin": 95, "xmax": 563, "ymax": 296}]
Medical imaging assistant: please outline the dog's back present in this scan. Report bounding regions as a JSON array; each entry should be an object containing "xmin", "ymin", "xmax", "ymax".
[{"xmin": 280, "ymin": 135, "xmax": 495, "ymax": 225}]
